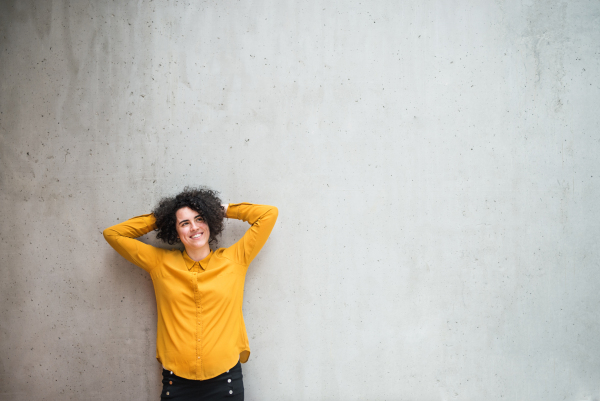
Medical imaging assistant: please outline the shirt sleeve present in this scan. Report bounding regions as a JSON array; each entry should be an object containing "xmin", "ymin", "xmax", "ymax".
[
  {"xmin": 223, "ymin": 203, "xmax": 278, "ymax": 266},
  {"xmin": 103, "ymin": 214, "xmax": 161, "ymax": 273}
]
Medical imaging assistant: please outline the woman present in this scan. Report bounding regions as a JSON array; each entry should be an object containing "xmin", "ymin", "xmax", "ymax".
[{"xmin": 103, "ymin": 187, "xmax": 278, "ymax": 400}]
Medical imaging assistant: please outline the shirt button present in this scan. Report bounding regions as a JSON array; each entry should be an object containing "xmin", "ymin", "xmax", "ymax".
[
  {"xmin": 229, "ymin": 390, "xmax": 233, "ymax": 395},
  {"xmin": 170, "ymin": 371, "xmax": 173, "ymax": 375},
  {"xmin": 166, "ymin": 392, "xmax": 170, "ymax": 395},
  {"xmin": 169, "ymin": 381, "xmax": 172, "ymax": 385},
  {"xmin": 228, "ymin": 379, "xmax": 231, "ymax": 383},
  {"xmin": 227, "ymin": 370, "xmax": 229, "ymax": 373},
  {"xmin": 198, "ymin": 356, "xmax": 201, "ymax": 359}
]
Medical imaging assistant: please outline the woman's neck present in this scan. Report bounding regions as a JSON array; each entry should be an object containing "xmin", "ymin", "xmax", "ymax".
[{"xmin": 185, "ymin": 245, "xmax": 211, "ymax": 262}]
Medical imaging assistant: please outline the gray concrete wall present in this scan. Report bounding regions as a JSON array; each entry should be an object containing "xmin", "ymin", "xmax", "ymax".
[{"xmin": 1, "ymin": 0, "xmax": 599, "ymax": 400}]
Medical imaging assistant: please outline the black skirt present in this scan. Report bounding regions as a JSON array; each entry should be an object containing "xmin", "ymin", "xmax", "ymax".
[{"xmin": 161, "ymin": 362, "xmax": 244, "ymax": 401}]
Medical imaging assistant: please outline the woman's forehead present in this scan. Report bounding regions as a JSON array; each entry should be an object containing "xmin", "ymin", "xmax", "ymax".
[{"xmin": 175, "ymin": 206, "xmax": 202, "ymax": 221}]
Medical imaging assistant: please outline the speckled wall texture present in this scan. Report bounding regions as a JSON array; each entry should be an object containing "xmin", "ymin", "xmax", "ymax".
[{"xmin": 1, "ymin": 0, "xmax": 599, "ymax": 400}]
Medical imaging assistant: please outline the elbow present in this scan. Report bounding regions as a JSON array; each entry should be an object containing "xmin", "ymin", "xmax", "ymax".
[{"xmin": 102, "ymin": 227, "xmax": 114, "ymax": 243}]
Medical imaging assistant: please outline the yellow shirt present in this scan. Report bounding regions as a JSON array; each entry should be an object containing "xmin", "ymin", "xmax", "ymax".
[{"xmin": 103, "ymin": 203, "xmax": 278, "ymax": 380}]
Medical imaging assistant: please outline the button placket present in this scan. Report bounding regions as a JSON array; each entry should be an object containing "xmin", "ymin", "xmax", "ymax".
[
  {"xmin": 226, "ymin": 371, "xmax": 234, "ymax": 396},
  {"xmin": 164, "ymin": 371, "xmax": 173, "ymax": 397},
  {"xmin": 195, "ymin": 271, "xmax": 204, "ymax": 377}
]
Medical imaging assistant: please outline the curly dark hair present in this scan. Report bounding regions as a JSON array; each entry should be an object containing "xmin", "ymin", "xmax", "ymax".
[{"xmin": 152, "ymin": 186, "xmax": 225, "ymax": 246}]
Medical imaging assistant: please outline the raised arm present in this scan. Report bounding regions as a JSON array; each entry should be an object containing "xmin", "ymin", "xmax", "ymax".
[
  {"xmin": 223, "ymin": 203, "xmax": 278, "ymax": 266},
  {"xmin": 103, "ymin": 214, "xmax": 161, "ymax": 273}
]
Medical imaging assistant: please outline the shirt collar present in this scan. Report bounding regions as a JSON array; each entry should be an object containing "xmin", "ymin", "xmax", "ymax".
[{"xmin": 182, "ymin": 249, "xmax": 213, "ymax": 271}]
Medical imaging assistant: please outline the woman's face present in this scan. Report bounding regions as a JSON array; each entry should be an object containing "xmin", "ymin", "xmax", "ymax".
[{"xmin": 175, "ymin": 207, "xmax": 211, "ymax": 252}]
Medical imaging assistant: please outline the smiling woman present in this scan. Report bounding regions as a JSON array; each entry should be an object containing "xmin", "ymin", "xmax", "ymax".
[
  {"xmin": 102, "ymin": 186, "xmax": 278, "ymax": 401},
  {"xmin": 152, "ymin": 187, "xmax": 225, "ymax": 247},
  {"xmin": 175, "ymin": 207, "xmax": 212, "ymax": 260}
]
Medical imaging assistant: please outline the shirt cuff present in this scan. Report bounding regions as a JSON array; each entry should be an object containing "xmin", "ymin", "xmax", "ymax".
[
  {"xmin": 226, "ymin": 203, "xmax": 250, "ymax": 220},
  {"xmin": 142, "ymin": 213, "xmax": 158, "ymax": 231},
  {"xmin": 226, "ymin": 203, "xmax": 236, "ymax": 219}
]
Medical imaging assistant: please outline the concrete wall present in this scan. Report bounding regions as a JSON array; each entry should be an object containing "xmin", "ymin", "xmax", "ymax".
[{"xmin": 1, "ymin": 0, "xmax": 599, "ymax": 400}]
